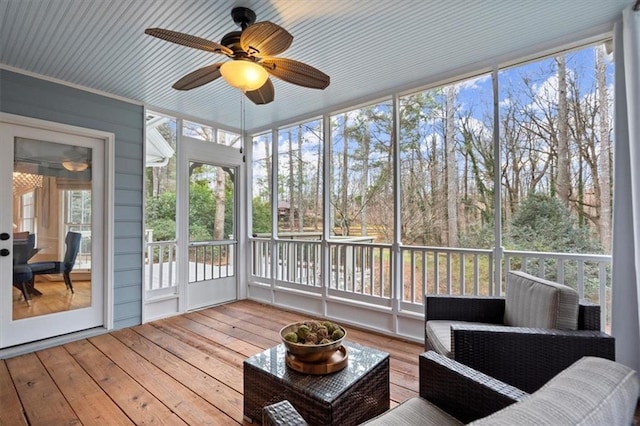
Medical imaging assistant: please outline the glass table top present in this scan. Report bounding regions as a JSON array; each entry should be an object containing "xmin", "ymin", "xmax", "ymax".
[{"xmin": 244, "ymin": 340, "xmax": 389, "ymax": 402}]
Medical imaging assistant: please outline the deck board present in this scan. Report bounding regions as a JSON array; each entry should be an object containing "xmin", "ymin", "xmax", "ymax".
[
  {"xmin": 0, "ymin": 359, "xmax": 27, "ymax": 425},
  {"xmin": 90, "ymin": 333, "xmax": 228, "ymax": 425},
  {"xmin": 64, "ymin": 339, "xmax": 187, "ymax": 425},
  {"xmin": 6, "ymin": 352, "xmax": 79, "ymax": 425},
  {"xmin": 131, "ymin": 324, "xmax": 244, "ymax": 393},
  {"xmin": 0, "ymin": 300, "xmax": 423, "ymax": 425},
  {"xmin": 112, "ymin": 328, "xmax": 244, "ymax": 423},
  {"xmin": 36, "ymin": 345, "xmax": 134, "ymax": 425}
]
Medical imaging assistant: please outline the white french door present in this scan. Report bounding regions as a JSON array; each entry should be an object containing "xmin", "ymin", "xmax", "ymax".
[
  {"xmin": 0, "ymin": 122, "xmax": 105, "ymax": 348},
  {"xmin": 179, "ymin": 137, "xmax": 240, "ymax": 311}
]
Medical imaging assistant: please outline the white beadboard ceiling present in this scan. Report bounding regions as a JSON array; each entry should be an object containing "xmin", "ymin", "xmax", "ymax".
[{"xmin": 0, "ymin": 0, "xmax": 631, "ymax": 133}]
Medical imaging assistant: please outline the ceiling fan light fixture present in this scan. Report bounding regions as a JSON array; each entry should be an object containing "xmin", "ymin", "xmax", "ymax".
[
  {"xmin": 145, "ymin": 7, "xmax": 328, "ymax": 104},
  {"xmin": 62, "ymin": 160, "xmax": 89, "ymax": 172},
  {"xmin": 220, "ymin": 60, "xmax": 268, "ymax": 92}
]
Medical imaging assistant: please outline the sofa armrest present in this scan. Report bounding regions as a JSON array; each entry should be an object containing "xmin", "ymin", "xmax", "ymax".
[
  {"xmin": 451, "ymin": 324, "xmax": 615, "ymax": 393},
  {"xmin": 262, "ymin": 353, "xmax": 530, "ymax": 426},
  {"xmin": 425, "ymin": 295, "xmax": 505, "ymax": 323},
  {"xmin": 419, "ymin": 351, "xmax": 527, "ymax": 423},
  {"xmin": 262, "ymin": 400, "xmax": 308, "ymax": 426}
]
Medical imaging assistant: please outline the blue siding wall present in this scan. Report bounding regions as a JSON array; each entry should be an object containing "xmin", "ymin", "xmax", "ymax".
[{"xmin": 0, "ymin": 70, "xmax": 143, "ymax": 329}]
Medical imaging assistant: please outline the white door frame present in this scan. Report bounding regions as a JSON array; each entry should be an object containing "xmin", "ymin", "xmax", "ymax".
[
  {"xmin": 178, "ymin": 136, "xmax": 243, "ymax": 312},
  {"xmin": 0, "ymin": 113, "xmax": 114, "ymax": 348}
]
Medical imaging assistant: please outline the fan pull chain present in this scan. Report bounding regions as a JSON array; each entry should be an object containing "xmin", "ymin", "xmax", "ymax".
[{"xmin": 240, "ymin": 94, "xmax": 246, "ymax": 160}]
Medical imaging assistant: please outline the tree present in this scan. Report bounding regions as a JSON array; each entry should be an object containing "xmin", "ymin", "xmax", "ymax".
[
  {"xmin": 288, "ymin": 128, "xmax": 295, "ymax": 231},
  {"xmin": 251, "ymin": 43, "xmax": 613, "ymax": 258},
  {"xmin": 188, "ymin": 180, "xmax": 215, "ymax": 241},
  {"xmin": 252, "ymin": 134, "xmax": 272, "ymax": 234},
  {"xmin": 213, "ymin": 167, "xmax": 227, "ymax": 240},
  {"xmin": 339, "ymin": 113, "xmax": 350, "ymax": 235},
  {"xmin": 458, "ymin": 108, "xmax": 494, "ymax": 235},
  {"xmin": 145, "ymin": 191, "xmax": 177, "ymax": 241},
  {"xmin": 314, "ymin": 125, "xmax": 323, "ymax": 231},
  {"xmin": 297, "ymin": 124, "xmax": 304, "ymax": 232},
  {"xmin": 556, "ymin": 55, "xmax": 571, "ymax": 208},
  {"xmin": 507, "ymin": 193, "xmax": 600, "ymax": 253},
  {"xmin": 399, "ymin": 92, "xmax": 439, "ymax": 244},
  {"xmin": 264, "ymin": 137, "xmax": 272, "ymax": 201},
  {"xmin": 445, "ymin": 85, "xmax": 459, "ymax": 246},
  {"xmin": 252, "ymin": 197, "xmax": 272, "ymax": 234},
  {"xmin": 596, "ymin": 44, "xmax": 612, "ymax": 253}
]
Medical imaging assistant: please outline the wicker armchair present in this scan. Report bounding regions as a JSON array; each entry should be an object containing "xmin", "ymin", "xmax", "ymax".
[
  {"xmin": 425, "ymin": 272, "xmax": 615, "ymax": 393},
  {"xmin": 263, "ymin": 352, "xmax": 639, "ymax": 425},
  {"xmin": 263, "ymin": 351, "xmax": 527, "ymax": 425}
]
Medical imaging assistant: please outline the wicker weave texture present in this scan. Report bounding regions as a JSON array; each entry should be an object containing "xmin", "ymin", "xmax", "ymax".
[
  {"xmin": 577, "ymin": 302, "xmax": 601, "ymax": 330},
  {"xmin": 424, "ymin": 296, "xmax": 506, "ymax": 351},
  {"xmin": 425, "ymin": 296, "xmax": 600, "ymax": 330},
  {"xmin": 262, "ymin": 400, "xmax": 308, "ymax": 426},
  {"xmin": 452, "ymin": 325, "xmax": 615, "ymax": 393},
  {"xmin": 424, "ymin": 294, "xmax": 613, "ymax": 394},
  {"xmin": 419, "ymin": 351, "xmax": 526, "ymax": 423},
  {"xmin": 425, "ymin": 296, "xmax": 506, "ymax": 323},
  {"xmin": 244, "ymin": 343, "xmax": 390, "ymax": 425}
]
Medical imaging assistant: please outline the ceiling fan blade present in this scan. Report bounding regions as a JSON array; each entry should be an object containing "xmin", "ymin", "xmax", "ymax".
[
  {"xmin": 240, "ymin": 22, "xmax": 293, "ymax": 57},
  {"xmin": 261, "ymin": 58, "xmax": 330, "ymax": 89},
  {"xmin": 245, "ymin": 78, "xmax": 275, "ymax": 105},
  {"xmin": 145, "ymin": 28, "xmax": 233, "ymax": 56},
  {"xmin": 172, "ymin": 63, "xmax": 224, "ymax": 90}
]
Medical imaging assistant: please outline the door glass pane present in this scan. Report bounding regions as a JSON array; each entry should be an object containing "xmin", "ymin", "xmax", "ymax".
[
  {"xmin": 12, "ymin": 137, "xmax": 92, "ymax": 320},
  {"xmin": 188, "ymin": 162, "xmax": 235, "ymax": 282}
]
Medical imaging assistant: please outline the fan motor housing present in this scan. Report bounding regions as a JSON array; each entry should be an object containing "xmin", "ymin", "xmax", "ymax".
[
  {"xmin": 231, "ymin": 7, "xmax": 256, "ymax": 29},
  {"xmin": 220, "ymin": 31, "xmax": 248, "ymax": 57},
  {"xmin": 221, "ymin": 31, "xmax": 241, "ymax": 48}
]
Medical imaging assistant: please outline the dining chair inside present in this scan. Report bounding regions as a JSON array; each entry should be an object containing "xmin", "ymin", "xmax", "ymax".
[
  {"xmin": 12, "ymin": 233, "xmax": 35, "ymax": 305},
  {"xmin": 28, "ymin": 231, "xmax": 82, "ymax": 294}
]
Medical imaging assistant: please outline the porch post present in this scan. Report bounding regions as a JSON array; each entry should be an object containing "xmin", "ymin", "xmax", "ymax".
[
  {"xmin": 392, "ymin": 94, "xmax": 402, "ymax": 331},
  {"xmin": 269, "ymin": 128, "xmax": 279, "ymax": 302},
  {"xmin": 321, "ymin": 113, "xmax": 332, "ymax": 317},
  {"xmin": 492, "ymin": 68, "xmax": 504, "ymax": 296}
]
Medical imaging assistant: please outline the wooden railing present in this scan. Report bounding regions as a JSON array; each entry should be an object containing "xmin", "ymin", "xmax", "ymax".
[
  {"xmin": 145, "ymin": 239, "xmax": 178, "ymax": 291},
  {"xmin": 144, "ymin": 232, "xmax": 235, "ymax": 291},
  {"xmin": 400, "ymin": 245, "xmax": 494, "ymax": 303},
  {"xmin": 188, "ymin": 240, "xmax": 235, "ymax": 282},
  {"xmin": 249, "ymin": 238, "xmax": 612, "ymax": 330},
  {"xmin": 144, "ymin": 233, "xmax": 612, "ymax": 331}
]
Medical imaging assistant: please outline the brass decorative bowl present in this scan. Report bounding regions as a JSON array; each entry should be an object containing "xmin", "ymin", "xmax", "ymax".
[{"xmin": 280, "ymin": 320, "xmax": 346, "ymax": 363}]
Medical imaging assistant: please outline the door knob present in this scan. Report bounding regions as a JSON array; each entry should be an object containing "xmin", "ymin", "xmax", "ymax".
[
  {"xmin": 0, "ymin": 233, "xmax": 9, "ymax": 241},
  {"xmin": 0, "ymin": 248, "xmax": 9, "ymax": 256}
]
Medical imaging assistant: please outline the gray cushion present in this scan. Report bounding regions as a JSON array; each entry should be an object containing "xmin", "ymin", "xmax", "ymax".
[
  {"xmin": 504, "ymin": 271, "xmax": 579, "ymax": 330},
  {"xmin": 471, "ymin": 357, "xmax": 640, "ymax": 426},
  {"xmin": 425, "ymin": 320, "xmax": 489, "ymax": 358},
  {"xmin": 364, "ymin": 397, "xmax": 463, "ymax": 426}
]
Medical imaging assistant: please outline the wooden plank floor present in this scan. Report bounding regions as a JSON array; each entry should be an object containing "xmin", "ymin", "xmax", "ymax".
[
  {"xmin": 13, "ymin": 279, "xmax": 92, "ymax": 320},
  {"xmin": 1, "ymin": 300, "xmax": 423, "ymax": 425}
]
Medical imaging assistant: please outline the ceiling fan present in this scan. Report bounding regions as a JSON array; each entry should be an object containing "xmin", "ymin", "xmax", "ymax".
[{"xmin": 145, "ymin": 7, "xmax": 330, "ymax": 105}]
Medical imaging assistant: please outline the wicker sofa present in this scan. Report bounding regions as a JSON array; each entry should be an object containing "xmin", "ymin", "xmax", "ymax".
[
  {"xmin": 425, "ymin": 270, "xmax": 615, "ymax": 393},
  {"xmin": 262, "ymin": 351, "xmax": 639, "ymax": 425}
]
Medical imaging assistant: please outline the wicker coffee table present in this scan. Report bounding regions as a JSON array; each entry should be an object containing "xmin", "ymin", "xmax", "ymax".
[{"xmin": 243, "ymin": 340, "xmax": 390, "ymax": 425}]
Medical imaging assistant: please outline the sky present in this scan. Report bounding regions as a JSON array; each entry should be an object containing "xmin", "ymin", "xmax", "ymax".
[{"xmin": 250, "ymin": 43, "xmax": 614, "ymax": 204}]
